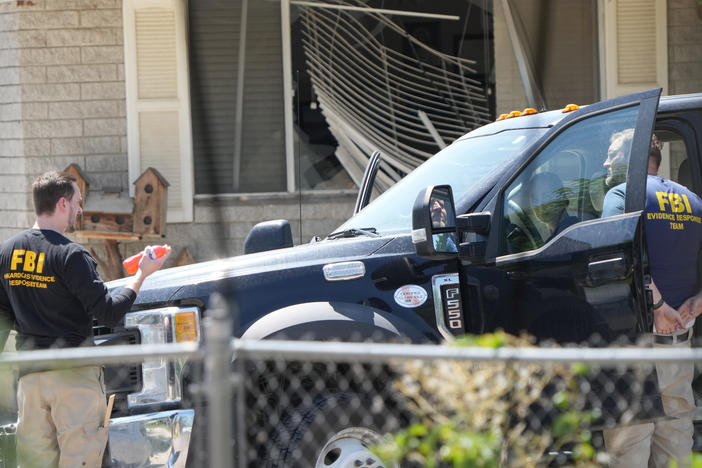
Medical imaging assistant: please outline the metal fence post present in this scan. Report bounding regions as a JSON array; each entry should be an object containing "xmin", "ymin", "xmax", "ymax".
[{"xmin": 203, "ymin": 293, "xmax": 234, "ymax": 468}]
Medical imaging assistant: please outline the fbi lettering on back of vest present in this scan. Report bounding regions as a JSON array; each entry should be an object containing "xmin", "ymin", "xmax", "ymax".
[
  {"xmin": 10, "ymin": 249, "xmax": 45, "ymax": 273},
  {"xmin": 656, "ymin": 191, "xmax": 693, "ymax": 213}
]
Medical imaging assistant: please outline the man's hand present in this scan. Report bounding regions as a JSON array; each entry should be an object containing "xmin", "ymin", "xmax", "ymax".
[
  {"xmin": 137, "ymin": 245, "xmax": 171, "ymax": 277},
  {"xmin": 125, "ymin": 245, "xmax": 171, "ymax": 296},
  {"xmin": 678, "ymin": 292, "xmax": 702, "ymax": 325},
  {"xmin": 654, "ymin": 303, "xmax": 685, "ymax": 334}
]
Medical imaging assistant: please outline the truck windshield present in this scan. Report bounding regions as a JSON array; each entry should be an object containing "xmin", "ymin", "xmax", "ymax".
[{"xmin": 335, "ymin": 128, "xmax": 548, "ymax": 235}]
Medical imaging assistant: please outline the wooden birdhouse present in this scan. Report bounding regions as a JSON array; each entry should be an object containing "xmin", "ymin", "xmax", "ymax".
[
  {"xmin": 66, "ymin": 164, "xmax": 134, "ymax": 236},
  {"xmin": 133, "ymin": 167, "xmax": 169, "ymax": 237},
  {"xmin": 63, "ymin": 164, "xmax": 178, "ymax": 280},
  {"xmin": 64, "ymin": 164, "xmax": 169, "ymax": 239}
]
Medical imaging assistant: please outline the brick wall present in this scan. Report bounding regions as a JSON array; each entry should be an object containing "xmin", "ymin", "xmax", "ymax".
[
  {"xmin": 0, "ymin": 0, "xmax": 126, "ymax": 241},
  {"xmin": 667, "ymin": 0, "xmax": 702, "ymax": 95},
  {"xmin": 0, "ymin": 5, "xmax": 29, "ymax": 241}
]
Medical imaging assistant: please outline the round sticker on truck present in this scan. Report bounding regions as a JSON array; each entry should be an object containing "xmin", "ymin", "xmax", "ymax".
[{"xmin": 393, "ymin": 284, "xmax": 428, "ymax": 308}]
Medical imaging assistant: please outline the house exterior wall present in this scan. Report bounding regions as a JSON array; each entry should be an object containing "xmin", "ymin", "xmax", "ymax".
[
  {"xmin": 0, "ymin": 6, "xmax": 26, "ymax": 242},
  {"xmin": 493, "ymin": 0, "xmax": 528, "ymax": 114},
  {"xmin": 0, "ymin": 0, "xmax": 127, "ymax": 236},
  {"xmin": 0, "ymin": 0, "xmax": 355, "ymax": 274},
  {"xmin": 495, "ymin": 0, "xmax": 702, "ymax": 112},
  {"xmin": 493, "ymin": 0, "xmax": 598, "ymax": 114},
  {"xmin": 668, "ymin": 0, "xmax": 702, "ymax": 95}
]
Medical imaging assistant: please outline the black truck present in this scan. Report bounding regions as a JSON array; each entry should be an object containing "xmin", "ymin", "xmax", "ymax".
[{"xmin": 4, "ymin": 88, "xmax": 702, "ymax": 467}]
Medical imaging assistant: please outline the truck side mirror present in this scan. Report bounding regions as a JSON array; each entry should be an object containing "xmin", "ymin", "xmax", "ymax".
[
  {"xmin": 412, "ymin": 185, "xmax": 493, "ymax": 263},
  {"xmin": 412, "ymin": 185, "xmax": 459, "ymax": 259}
]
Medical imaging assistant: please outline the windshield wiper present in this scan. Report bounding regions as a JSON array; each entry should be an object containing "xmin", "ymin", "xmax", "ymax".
[{"xmin": 327, "ymin": 227, "xmax": 380, "ymax": 239}]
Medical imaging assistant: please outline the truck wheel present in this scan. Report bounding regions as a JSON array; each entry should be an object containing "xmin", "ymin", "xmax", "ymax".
[{"xmin": 269, "ymin": 392, "xmax": 400, "ymax": 468}]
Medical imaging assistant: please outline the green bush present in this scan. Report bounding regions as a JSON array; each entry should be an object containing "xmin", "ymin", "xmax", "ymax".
[{"xmin": 374, "ymin": 331, "xmax": 602, "ymax": 467}]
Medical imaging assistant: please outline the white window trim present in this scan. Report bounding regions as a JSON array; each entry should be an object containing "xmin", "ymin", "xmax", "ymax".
[
  {"xmin": 123, "ymin": 0, "xmax": 194, "ymax": 223},
  {"xmin": 598, "ymin": 0, "xmax": 668, "ymax": 100},
  {"xmin": 281, "ymin": 0, "xmax": 296, "ymax": 192}
]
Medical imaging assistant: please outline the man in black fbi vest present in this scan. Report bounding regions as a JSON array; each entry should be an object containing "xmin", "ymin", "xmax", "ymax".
[{"xmin": 0, "ymin": 171, "xmax": 170, "ymax": 467}]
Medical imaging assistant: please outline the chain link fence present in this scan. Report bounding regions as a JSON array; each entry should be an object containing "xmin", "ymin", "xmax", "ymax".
[{"xmin": 2, "ymin": 310, "xmax": 702, "ymax": 468}]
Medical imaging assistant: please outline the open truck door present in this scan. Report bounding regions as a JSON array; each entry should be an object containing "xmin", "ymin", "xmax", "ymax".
[{"xmin": 414, "ymin": 89, "xmax": 663, "ymax": 425}]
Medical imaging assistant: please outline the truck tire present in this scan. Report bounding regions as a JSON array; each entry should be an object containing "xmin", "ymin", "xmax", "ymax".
[{"xmin": 268, "ymin": 391, "xmax": 402, "ymax": 468}]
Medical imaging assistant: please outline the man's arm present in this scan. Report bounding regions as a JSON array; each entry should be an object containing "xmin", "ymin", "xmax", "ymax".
[
  {"xmin": 65, "ymin": 246, "xmax": 171, "ymax": 327},
  {"xmin": 601, "ymin": 184, "xmax": 626, "ymax": 218}
]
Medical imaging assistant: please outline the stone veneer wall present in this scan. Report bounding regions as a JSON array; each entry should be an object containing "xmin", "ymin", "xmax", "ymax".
[
  {"xmin": 667, "ymin": 0, "xmax": 702, "ymax": 95},
  {"xmin": 0, "ymin": 5, "xmax": 25, "ymax": 243},
  {"xmin": 0, "ymin": 0, "xmax": 127, "ymax": 241}
]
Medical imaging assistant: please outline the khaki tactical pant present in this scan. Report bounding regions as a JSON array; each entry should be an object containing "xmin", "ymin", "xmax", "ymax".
[
  {"xmin": 16, "ymin": 365, "xmax": 108, "ymax": 468},
  {"xmin": 603, "ymin": 338, "xmax": 694, "ymax": 468}
]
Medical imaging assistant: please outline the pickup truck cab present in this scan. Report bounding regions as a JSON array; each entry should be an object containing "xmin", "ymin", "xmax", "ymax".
[{"xmin": 4, "ymin": 89, "xmax": 702, "ymax": 468}]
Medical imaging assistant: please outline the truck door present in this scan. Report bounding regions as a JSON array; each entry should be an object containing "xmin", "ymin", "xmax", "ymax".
[{"xmin": 464, "ymin": 89, "xmax": 661, "ymax": 344}]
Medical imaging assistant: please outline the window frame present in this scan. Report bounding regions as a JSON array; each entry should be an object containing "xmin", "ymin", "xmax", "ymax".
[{"xmin": 123, "ymin": 0, "xmax": 194, "ymax": 222}]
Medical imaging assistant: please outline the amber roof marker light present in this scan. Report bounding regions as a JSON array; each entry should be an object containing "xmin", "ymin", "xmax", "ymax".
[
  {"xmin": 496, "ymin": 107, "xmax": 541, "ymax": 121},
  {"xmin": 562, "ymin": 104, "xmax": 580, "ymax": 113}
]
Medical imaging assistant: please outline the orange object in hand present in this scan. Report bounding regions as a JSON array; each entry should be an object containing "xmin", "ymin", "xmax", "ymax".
[{"xmin": 122, "ymin": 245, "xmax": 170, "ymax": 275}]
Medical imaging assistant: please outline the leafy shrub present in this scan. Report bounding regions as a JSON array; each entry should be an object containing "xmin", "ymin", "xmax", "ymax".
[{"xmin": 374, "ymin": 331, "xmax": 604, "ymax": 467}]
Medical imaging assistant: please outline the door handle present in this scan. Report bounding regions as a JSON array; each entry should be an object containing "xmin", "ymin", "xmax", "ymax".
[
  {"xmin": 506, "ymin": 270, "xmax": 527, "ymax": 281},
  {"xmin": 588, "ymin": 256, "xmax": 627, "ymax": 282}
]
